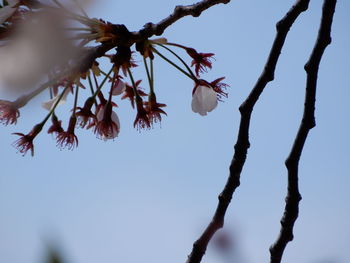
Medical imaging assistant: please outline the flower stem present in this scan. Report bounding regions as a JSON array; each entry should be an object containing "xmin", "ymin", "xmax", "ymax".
[
  {"xmin": 127, "ymin": 68, "xmax": 141, "ymax": 100},
  {"xmin": 73, "ymin": 84, "xmax": 79, "ymax": 114},
  {"xmin": 40, "ymin": 86, "xmax": 69, "ymax": 125},
  {"xmin": 165, "ymin": 42, "xmax": 188, "ymax": 50},
  {"xmin": 143, "ymin": 57, "xmax": 154, "ymax": 94},
  {"xmin": 108, "ymin": 72, "xmax": 116, "ymax": 102},
  {"xmin": 152, "ymin": 48, "xmax": 194, "ymax": 80},
  {"xmin": 150, "ymin": 58, "xmax": 154, "ymax": 90},
  {"xmin": 92, "ymin": 66, "xmax": 114, "ymax": 99},
  {"xmin": 155, "ymin": 43, "xmax": 197, "ymax": 80},
  {"xmin": 87, "ymin": 73, "xmax": 98, "ymax": 106}
]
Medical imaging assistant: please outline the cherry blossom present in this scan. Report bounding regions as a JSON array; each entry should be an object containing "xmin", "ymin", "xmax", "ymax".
[
  {"xmin": 0, "ymin": 0, "xmax": 229, "ymax": 155},
  {"xmin": 56, "ymin": 116, "xmax": 79, "ymax": 150},
  {"xmin": 186, "ymin": 48, "xmax": 214, "ymax": 77},
  {"xmin": 121, "ymin": 80, "xmax": 147, "ymax": 108},
  {"xmin": 191, "ymin": 81, "xmax": 218, "ymax": 116},
  {"xmin": 13, "ymin": 123, "xmax": 42, "ymax": 156},
  {"xmin": 76, "ymin": 97, "xmax": 96, "ymax": 128},
  {"xmin": 144, "ymin": 93, "xmax": 167, "ymax": 125},
  {"xmin": 134, "ymin": 97, "xmax": 150, "ymax": 130},
  {"xmin": 94, "ymin": 102, "xmax": 120, "ymax": 140},
  {"xmin": 0, "ymin": 99, "xmax": 20, "ymax": 125},
  {"xmin": 47, "ymin": 115, "xmax": 64, "ymax": 135}
]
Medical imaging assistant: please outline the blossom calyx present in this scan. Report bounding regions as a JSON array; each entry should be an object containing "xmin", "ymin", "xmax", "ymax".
[
  {"xmin": 76, "ymin": 97, "xmax": 96, "ymax": 128},
  {"xmin": 13, "ymin": 123, "xmax": 43, "ymax": 156},
  {"xmin": 186, "ymin": 47, "xmax": 215, "ymax": 77},
  {"xmin": 56, "ymin": 116, "xmax": 78, "ymax": 150},
  {"xmin": 144, "ymin": 92, "xmax": 167, "ymax": 125},
  {"xmin": 134, "ymin": 96, "xmax": 150, "ymax": 130},
  {"xmin": 95, "ymin": 102, "xmax": 120, "ymax": 140},
  {"xmin": 47, "ymin": 115, "xmax": 64, "ymax": 135},
  {"xmin": 0, "ymin": 97, "xmax": 26, "ymax": 125}
]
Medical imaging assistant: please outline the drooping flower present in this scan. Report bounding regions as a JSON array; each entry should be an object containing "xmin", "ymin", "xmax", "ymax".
[
  {"xmin": 94, "ymin": 102, "xmax": 120, "ymax": 140},
  {"xmin": 186, "ymin": 47, "xmax": 215, "ymax": 76},
  {"xmin": 134, "ymin": 96, "xmax": 150, "ymax": 130},
  {"xmin": 0, "ymin": 99, "xmax": 21, "ymax": 125},
  {"xmin": 76, "ymin": 97, "xmax": 96, "ymax": 128},
  {"xmin": 56, "ymin": 116, "xmax": 78, "ymax": 150},
  {"xmin": 47, "ymin": 114, "xmax": 64, "ymax": 135},
  {"xmin": 13, "ymin": 123, "xmax": 42, "ymax": 156},
  {"xmin": 191, "ymin": 80, "xmax": 218, "ymax": 116},
  {"xmin": 144, "ymin": 92, "xmax": 167, "ymax": 125},
  {"xmin": 191, "ymin": 78, "xmax": 229, "ymax": 116},
  {"xmin": 121, "ymin": 80, "xmax": 147, "ymax": 108}
]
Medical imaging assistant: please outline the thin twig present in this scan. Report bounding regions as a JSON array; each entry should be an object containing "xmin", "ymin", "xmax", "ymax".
[
  {"xmin": 269, "ymin": 1, "xmax": 337, "ymax": 262},
  {"xmin": 185, "ymin": 1, "xmax": 310, "ymax": 263},
  {"xmin": 133, "ymin": 0, "xmax": 230, "ymax": 40}
]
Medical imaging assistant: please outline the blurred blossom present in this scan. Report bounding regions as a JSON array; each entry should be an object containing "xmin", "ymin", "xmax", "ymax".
[
  {"xmin": 0, "ymin": 0, "xmax": 19, "ymax": 24},
  {"xmin": 212, "ymin": 229, "xmax": 249, "ymax": 263},
  {"xmin": 0, "ymin": 6, "xmax": 86, "ymax": 93}
]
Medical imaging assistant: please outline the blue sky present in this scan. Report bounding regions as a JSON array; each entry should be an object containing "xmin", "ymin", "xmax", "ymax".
[{"xmin": 0, "ymin": 0, "xmax": 349, "ymax": 263}]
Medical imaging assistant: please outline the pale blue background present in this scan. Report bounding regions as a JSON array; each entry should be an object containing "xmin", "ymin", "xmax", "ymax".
[{"xmin": 0, "ymin": 0, "xmax": 349, "ymax": 263}]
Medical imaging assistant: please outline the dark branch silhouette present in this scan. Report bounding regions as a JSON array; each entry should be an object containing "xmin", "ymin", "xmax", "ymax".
[
  {"xmin": 134, "ymin": 0, "xmax": 230, "ymax": 40},
  {"xmin": 185, "ymin": 1, "xmax": 311, "ymax": 263},
  {"xmin": 269, "ymin": 1, "xmax": 337, "ymax": 262},
  {"xmin": 96, "ymin": 0, "xmax": 232, "ymax": 56}
]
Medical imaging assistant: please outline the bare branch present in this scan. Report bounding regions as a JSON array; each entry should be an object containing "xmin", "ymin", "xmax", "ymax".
[
  {"xmin": 133, "ymin": 0, "xmax": 231, "ymax": 40},
  {"xmin": 185, "ymin": 1, "xmax": 311, "ymax": 263},
  {"xmin": 269, "ymin": 1, "xmax": 337, "ymax": 262}
]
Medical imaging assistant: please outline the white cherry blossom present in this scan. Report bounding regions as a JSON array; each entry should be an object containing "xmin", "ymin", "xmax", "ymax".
[
  {"xmin": 191, "ymin": 84, "xmax": 218, "ymax": 116},
  {"xmin": 96, "ymin": 105, "xmax": 120, "ymax": 140}
]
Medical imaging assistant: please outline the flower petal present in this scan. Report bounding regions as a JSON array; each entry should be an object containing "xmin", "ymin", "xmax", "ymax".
[
  {"xmin": 96, "ymin": 106, "xmax": 104, "ymax": 121},
  {"xmin": 191, "ymin": 85, "xmax": 218, "ymax": 116},
  {"xmin": 41, "ymin": 89, "xmax": 70, "ymax": 111},
  {"xmin": 0, "ymin": 5, "xmax": 17, "ymax": 24},
  {"xmin": 111, "ymin": 79, "xmax": 126, "ymax": 96}
]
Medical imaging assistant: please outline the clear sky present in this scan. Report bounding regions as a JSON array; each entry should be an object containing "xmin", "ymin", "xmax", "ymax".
[{"xmin": 0, "ymin": 0, "xmax": 349, "ymax": 263}]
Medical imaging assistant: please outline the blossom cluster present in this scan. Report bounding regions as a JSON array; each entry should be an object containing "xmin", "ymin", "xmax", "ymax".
[{"xmin": 0, "ymin": 0, "xmax": 229, "ymax": 156}]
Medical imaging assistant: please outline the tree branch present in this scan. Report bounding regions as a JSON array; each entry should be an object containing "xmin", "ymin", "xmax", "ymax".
[
  {"xmin": 269, "ymin": 1, "xmax": 337, "ymax": 262},
  {"xmin": 185, "ymin": 1, "xmax": 311, "ymax": 263},
  {"xmin": 133, "ymin": 0, "xmax": 231, "ymax": 40},
  {"xmin": 77, "ymin": 0, "xmax": 232, "ymax": 77}
]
